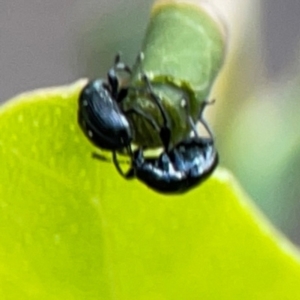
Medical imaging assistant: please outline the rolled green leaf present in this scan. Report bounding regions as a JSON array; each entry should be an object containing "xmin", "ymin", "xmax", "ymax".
[
  {"xmin": 137, "ymin": 0, "xmax": 226, "ymax": 97},
  {"xmin": 123, "ymin": 0, "xmax": 227, "ymax": 147}
]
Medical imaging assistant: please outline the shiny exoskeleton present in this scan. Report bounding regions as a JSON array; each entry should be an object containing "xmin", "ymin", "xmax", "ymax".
[
  {"xmin": 78, "ymin": 54, "xmax": 132, "ymax": 154},
  {"xmin": 78, "ymin": 54, "xmax": 218, "ymax": 194},
  {"xmin": 119, "ymin": 78, "xmax": 218, "ymax": 194},
  {"xmin": 128, "ymin": 136, "xmax": 218, "ymax": 193}
]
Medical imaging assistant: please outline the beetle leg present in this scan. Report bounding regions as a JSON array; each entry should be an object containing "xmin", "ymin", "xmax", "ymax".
[
  {"xmin": 114, "ymin": 52, "xmax": 132, "ymax": 74},
  {"xmin": 116, "ymin": 88, "xmax": 128, "ymax": 103},
  {"xmin": 197, "ymin": 100, "xmax": 216, "ymax": 139},
  {"xmin": 141, "ymin": 74, "xmax": 170, "ymax": 128},
  {"xmin": 124, "ymin": 106, "xmax": 161, "ymax": 132},
  {"xmin": 198, "ymin": 99, "xmax": 215, "ymax": 118},
  {"xmin": 188, "ymin": 116, "xmax": 199, "ymax": 137},
  {"xmin": 141, "ymin": 74, "xmax": 172, "ymax": 152},
  {"xmin": 111, "ymin": 140, "xmax": 135, "ymax": 179},
  {"xmin": 181, "ymin": 95, "xmax": 215, "ymax": 139},
  {"xmin": 112, "ymin": 151, "xmax": 135, "ymax": 179}
]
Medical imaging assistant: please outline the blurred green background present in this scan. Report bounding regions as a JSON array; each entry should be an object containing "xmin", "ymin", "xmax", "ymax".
[{"xmin": 1, "ymin": 0, "xmax": 300, "ymax": 244}]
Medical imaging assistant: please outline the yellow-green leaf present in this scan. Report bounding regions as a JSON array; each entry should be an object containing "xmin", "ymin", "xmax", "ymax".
[{"xmin": 1, "ymin": 81, "xmax": 300, "ymax": 299}]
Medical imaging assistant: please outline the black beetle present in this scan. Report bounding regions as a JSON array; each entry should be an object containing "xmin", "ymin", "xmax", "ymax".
[
  {"xmin": 127, "ymin": 136, "xmax": 218, "ymax": 194},
  {"xmin": 78, "ymin": 54, "xmax": 133, "ymax": 154},
  {"xmin": 115, "ymin": 74, "xmax": 219, "ymax": 194}
]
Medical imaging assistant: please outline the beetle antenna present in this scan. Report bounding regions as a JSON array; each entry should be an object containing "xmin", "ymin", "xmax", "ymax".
[
  {"xmin": 135, "ymin": 52, "xmax": 172, "ymax": 151},
  {"xmin": 114, "ymin": 52, "xmax": 132, "ymax": 74},
  {"xmin": 107, "ymin": 53, "xmax": 132, "ymax": 99},
  {"xmin": 92, "ymin": 152, "xmax": 131, "ymax": 165},
  {"xmin": 114, "ymin": 52, "xmax": 121, "ymax": 64}
]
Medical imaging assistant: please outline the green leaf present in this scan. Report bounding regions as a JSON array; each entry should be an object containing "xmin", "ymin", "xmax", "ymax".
[
  {"xmin": 131, "ymin": 0, "xmax": 226, "ymax": 98},
  {"xmin": 123, "ymin": 0, "xmax": 227, "ymax": 148},
  {"xmin": 1, "ymin": 81, "xmax": 300, "ymax": 299}
]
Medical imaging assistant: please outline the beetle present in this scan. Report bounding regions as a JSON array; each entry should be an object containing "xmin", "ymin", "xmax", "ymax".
[
  {"xmin": 78, "ymin": 54, "xmax": 161, "ymax": 164},
  {"xmin": 115, "ymin": 74, "xmax": 219, "ymax": 194},
  {"xmin": 78, "ymin": 54, "xmax": 133, "ymax": 155},
  {"xmin": 127, "ymin": 136, "xmax": 218, "ymax": 194}
]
